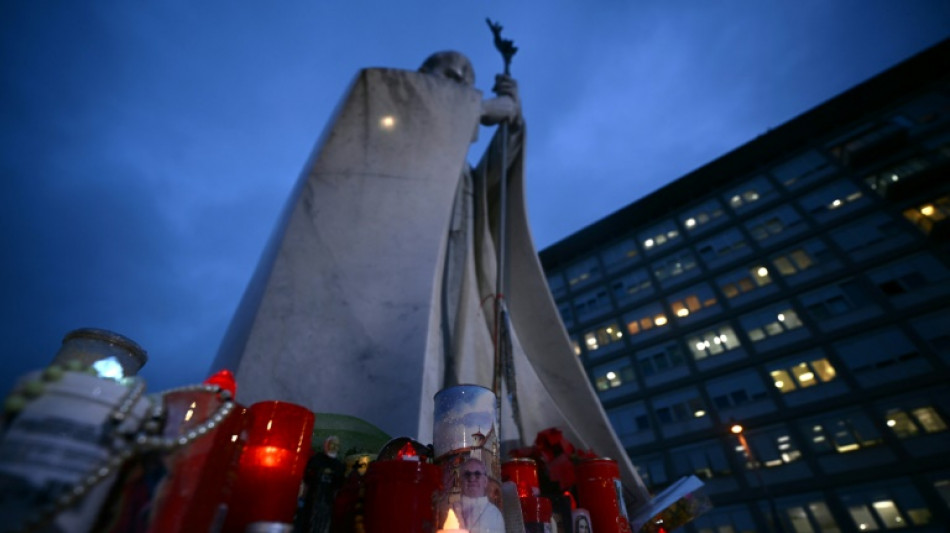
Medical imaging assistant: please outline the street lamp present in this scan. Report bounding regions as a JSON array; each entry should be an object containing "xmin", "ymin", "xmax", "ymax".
[{"xmin": 730, "ymin": 422, "xmax": 784, "ymax": 533}]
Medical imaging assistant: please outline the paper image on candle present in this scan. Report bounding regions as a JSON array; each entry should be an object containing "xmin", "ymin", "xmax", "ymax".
[{"xmin": 433, "ymin": 385, "xmax": 498, "ymax": 457}]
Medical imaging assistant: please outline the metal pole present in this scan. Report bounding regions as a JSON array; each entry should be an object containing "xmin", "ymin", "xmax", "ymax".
[{"xmin": 486, "ymin": 19, "xmax": 517, "ymax": 401}]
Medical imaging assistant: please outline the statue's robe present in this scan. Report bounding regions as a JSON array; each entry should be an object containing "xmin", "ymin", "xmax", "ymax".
[{"xmin": 211, "ymin": 68, "xmax": 646, "ymax": 497}]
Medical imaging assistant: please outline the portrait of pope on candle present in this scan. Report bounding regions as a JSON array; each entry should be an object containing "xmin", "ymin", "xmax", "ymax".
[{"xmin": 451, "ymin": 457, "xmax": 504, "ymax": 533}]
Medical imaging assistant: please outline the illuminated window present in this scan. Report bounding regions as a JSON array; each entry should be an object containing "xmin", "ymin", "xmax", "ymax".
[
  {"xmin": 717, "ymin": 264, "xmax": 773, "ymax": 299},
  {"xmin": 667, "ymin": 283, "xmax": 718, "ymax": 320},
  {"xmin": 686, "ymin": 325, "xmax": 741, "ymax": 360},
  {"xmin": 722, "ymin": 175, "xmax": 776, "ymax": 212},
  {"xmin": 865, "ymin": 156, "xmax": 932, "ymax": 197},
  {"xmin": 654, "ymin": 391, "xmax": 708, "ymax": 425},
  {"xmin": 806, "ymin": 411, "xmax": 881, "ymax": 454},
  {"xmin": 769, "ymin": 358, "xmax": 836, "ymax": 394},
  {"xmin": 679, "ymin": 198, "xmax": 726, "ymax": 234},
  {"xmin": 582, "ymin": 323, "xmax": 623, "ymax": 352},
  {"xmin": 593, "ymin": 363, "xmax": 635, "ymax": 392},
  {"xmin": 903, "ymin": 195, "xmax": 949, "ymax": 235},
  {"xmin": 740, "ymin": 426, "xmax": 802, "ymax": 468},
  {"xmin": 638, "ymin": 220, "xmax": 680, "ymax": 254},
  {"xmin": 811, "ymin": 358, "xmax": 837, "ymax": 382},
  {"xmin": 839, "ymin": 481, "xmax": 935, "ymax": 531},
  {"xmin": 624, "ymin": 303, "xmax": 669, "ymax": 338},
  {"xmin": 874, "ymin": 501, "xmax": 908, "ymax": 529},
  {"xmin": 770, "ymin": 239, "xmax": 838, "ymax": 283},
  {"xmin": 884, "ymin": 406, "xmax": 948, "ymax": 437},
  {"xmin": 792, "ymin": 363, "xmax": 816, "ymax": 388},
  {"xmin": 740, "ymin": 305, "xmax": 803, "ymax": 342},
  {"xmin": 779, "ymin": 499, "xmax": 841, "ymax": 533},
  {"xmin": 770, "ymin": 369, "xmax": 796, "ymax": 393},
  {"xmin": 885, "ymin": 409, "xmax": 919, "ymax": 438},
  {"xmin": 913, "ymin": 407, "xmax": 948, "ymax": 433},
  {"xmin": 846, "ymin": 504, "xmax": 880, "ymax": 531},
  {"xmin": 799, "ymin": 180, "xmax": 867, "ymax": 221}
]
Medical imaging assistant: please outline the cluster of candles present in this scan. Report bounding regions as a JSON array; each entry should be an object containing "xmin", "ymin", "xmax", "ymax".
[
  {"xmin": 151, "ymin": 374, "xmax": 316, "ymax": 533},
  {"xmin": 0, "ymin": 329, "xmax": 645, "ymax": 532}
]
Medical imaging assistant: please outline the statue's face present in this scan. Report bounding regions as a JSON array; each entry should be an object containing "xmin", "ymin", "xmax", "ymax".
[{"xmin": 419, "ymin": 51, "xmax": 475, "ymax": 87}]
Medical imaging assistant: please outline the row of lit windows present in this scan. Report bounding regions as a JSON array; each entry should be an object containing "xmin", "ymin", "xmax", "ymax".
[
  {"xmin": 599, "ymin": 360, "xmax": 840, "ymax": 425},
  {"xmin": 621, "ymin": 404, "xmax": 948, "ymax": 480},
  {"xmin": 558, "ymin": 225, "xmax": 900, "ymax": 329},
  {"xmin": 579, "ymin": 303, "xmax": 803, "ymax": 357},
  {"xmin": 587, "ymin": 307, "xmax": 948, "ymax": 403},
  {"xmin": 551, "ymin": 176, "xmax": 886, "ymax": 291},
  {"xmin": 550, "ymin": 88, "xmax": 950, "ymax": 297},
  {"xmin": 575, "ymin": 248, "xmax": 949, "ymax": 358},
  {"xmin": 687, "ymin": 474, "xmax": 950, "ymax": 533},
  {"xmin": 552, "ymin": 185, "xmax": 945, "ymax": 324},
  {"xmin": 770, "ymin": 358, "xmax": 836, "ymax": 393}
]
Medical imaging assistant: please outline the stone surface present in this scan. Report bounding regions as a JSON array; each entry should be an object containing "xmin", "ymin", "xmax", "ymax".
[{"xmin": 213, "ymin": 68, "xmax": 482, "ymax": 436}]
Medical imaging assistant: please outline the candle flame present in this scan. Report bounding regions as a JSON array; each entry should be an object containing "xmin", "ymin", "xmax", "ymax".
[
  {"xmin": 444, "ymin": 508, "xmax": 461, "ymax": 529},
  {"xmin": 254, "ymin": 445, "xmax": 290, "ymax": 467},
  {"xmin": 397, "ymin": 441, "xmax": 418, "ymax": 460}
]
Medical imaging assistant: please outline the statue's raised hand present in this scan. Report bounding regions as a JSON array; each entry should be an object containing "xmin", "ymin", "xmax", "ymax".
[{"xmin": 481, "ymin": 74, "xmax": 522, "ymax": 128}]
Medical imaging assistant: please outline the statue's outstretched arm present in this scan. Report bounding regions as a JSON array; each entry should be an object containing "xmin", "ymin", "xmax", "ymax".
[{"xmin": 481, "ymin": 74, "xmax": 522, "ymax": 131}]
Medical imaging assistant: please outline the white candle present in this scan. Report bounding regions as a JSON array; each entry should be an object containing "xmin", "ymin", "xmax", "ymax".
[{"xmin": 438, "ymin": 508, "xmax": 468, "ymax": 533}]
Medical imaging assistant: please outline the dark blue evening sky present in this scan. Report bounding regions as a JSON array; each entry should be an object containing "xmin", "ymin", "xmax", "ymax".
[{"xmin": 2, "ymin": 2, "xmax": 948, "ymax": 397}]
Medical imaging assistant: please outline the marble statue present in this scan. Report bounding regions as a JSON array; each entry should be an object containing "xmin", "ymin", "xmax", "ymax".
[{"xmin": 210, "ymin": 51, "xmax": 646, "ymax": 498}]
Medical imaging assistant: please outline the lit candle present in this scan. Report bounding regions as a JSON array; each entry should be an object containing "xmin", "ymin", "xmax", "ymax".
[
  {"xmin": 438, "ymin": 509, "xmax": 469, "ymax": 533},
  {"xmin": 397, "ymin": 441, "xmax": 421, "ymax": 461},
  {"xmin": 223, "ymin": 401, "xmax": 314, "ymax": 532}
]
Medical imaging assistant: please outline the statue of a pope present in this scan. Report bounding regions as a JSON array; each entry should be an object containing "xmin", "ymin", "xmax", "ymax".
[{"xmin": 211, "ymin": 51, "xmax": 645, "ymax": 495}]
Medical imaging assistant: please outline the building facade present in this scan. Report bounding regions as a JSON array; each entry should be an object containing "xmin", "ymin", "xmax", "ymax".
[{"xmin": 539, "ymin": 40, "xmax": 950, "ymax": 532}]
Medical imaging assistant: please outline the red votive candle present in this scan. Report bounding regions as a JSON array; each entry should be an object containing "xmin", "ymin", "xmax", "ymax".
[
  {"xmin": 502, "ymin": 458, "xmax": 540, "ymax": 498},
  {"xmin": 363, "ymin": 459, "xmax": 441, "ymax": 532},
  {"xmin": 575, "ymin": 458, "xmax": 632, "ymax": 533},
  {"xmin": 224, "ymin": 401, "xmax": 315, "ymax": 532},
  {"xmin": 146, "ymin": 390, "xmax": 244, "ymax": 533},
  {"xmin": 521, "ymin": 495, "xmax": 553, "ymax": 533}
]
